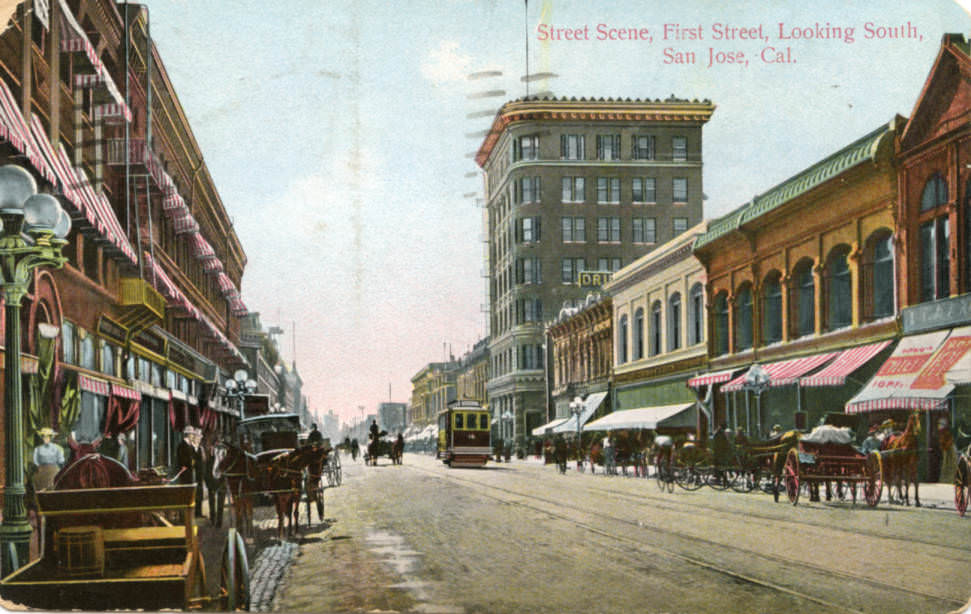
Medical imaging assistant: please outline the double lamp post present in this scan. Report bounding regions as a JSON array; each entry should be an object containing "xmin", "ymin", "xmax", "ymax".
[{"xmin": 0, "ymin": 166, "xmax": 72, "ymax": 575}]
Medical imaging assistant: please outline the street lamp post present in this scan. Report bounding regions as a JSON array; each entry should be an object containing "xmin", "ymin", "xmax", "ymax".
[
  {"xmin": 223, "ymin": 369, "xmax": 256, "ymax": 421},
  {"xmin": 0, "ymin": 166, "xmax": 71, "ymax": 575},
  {"xmin": 570, "ymin": 396, "xmax": 583, "ymax": 470}
]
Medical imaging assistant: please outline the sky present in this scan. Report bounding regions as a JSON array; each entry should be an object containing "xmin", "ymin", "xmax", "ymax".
[{"xmin": 141, "ymin": 0, "xmax": 971, "ymax": 426}]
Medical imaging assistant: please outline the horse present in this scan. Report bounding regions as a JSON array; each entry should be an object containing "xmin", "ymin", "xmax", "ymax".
[
  {"xmin": 303, "ymin": 444, "xmax": 330, "ymax": 526},
  {"xmin": 881, "ymin": 412, "xmax": 921, "ymax": 507},
  {"xmin": 214, "ymin": 443, "xmax": 257, "ymax": 537},
  {"xmin": 390, "ymin": 437, "xmax": 404, "ymax": 465},
  {"xmin": 266, "ymin": 445, "xmax": 329, "ymax": 538}
]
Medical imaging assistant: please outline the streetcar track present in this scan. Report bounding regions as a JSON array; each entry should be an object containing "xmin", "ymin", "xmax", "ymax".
[
  {"xmin": 577, "ymin": 479, "xmax": 971, "ymax": 563},
  {"xmin": 407, "ymin": 463, "xmax": 966, "ymax": 612}
]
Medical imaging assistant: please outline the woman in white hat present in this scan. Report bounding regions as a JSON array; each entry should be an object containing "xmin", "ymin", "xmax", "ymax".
[{"xmin": 32, "ymin": 427, "xmax": 65, "ymax": 491}]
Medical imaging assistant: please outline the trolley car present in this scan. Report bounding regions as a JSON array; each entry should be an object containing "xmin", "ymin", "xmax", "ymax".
[{"xmin": 437, "ymin": 400, "xmax": 491, "ymax": 467}]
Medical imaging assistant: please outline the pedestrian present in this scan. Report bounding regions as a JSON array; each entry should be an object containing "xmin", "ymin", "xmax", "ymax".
[
  {"xmin": 553, "ymin": 435, "xmax": 567, "ymax": 474},
  {"xmin": 32, "ymin": 427, "xmax": 65, "ymax": 492},
  {"xmin": 307, "ymin": 423, "xmax": 324, "ymax": 446},
  {"xmin": 603, "ymin": 435, "xmax": 616, "ymax": 475}
]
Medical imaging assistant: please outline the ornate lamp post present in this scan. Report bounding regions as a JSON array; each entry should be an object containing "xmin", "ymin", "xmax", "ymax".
[
  {"xmin": 742, "ymin": 363, "xmax": 771, "ymax": 437},
  {"xmin": 0, "ymin": 166, "xmax": 71, "ymax": 575},
  {"xmin": 569, "ymin": 396, "xmax": 583, "ymax": 469},
  {"xmin": 223, "ymin": 369, "xmax": 256, "ymax": 420}
]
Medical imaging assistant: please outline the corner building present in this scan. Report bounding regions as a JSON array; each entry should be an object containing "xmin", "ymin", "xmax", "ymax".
[{"xmin": 475, "ymin": 96, "xmax": 715, "ymax": 450}]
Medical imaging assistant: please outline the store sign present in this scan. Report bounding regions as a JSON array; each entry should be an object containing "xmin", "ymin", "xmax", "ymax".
[
  {"xmin": 577, "ymin": 270, "xmax": 612, "ymax": 288},
  {"xmin": 96, "ymin": 316, "xmax": 127, "ymax": 345},
  {"xmin": 902, "ymin": 294, "xmax": 971, "ymax": 334},
  {"xmin": 132, "ymin": 329, "xmax": 166, "ymax": 356}
]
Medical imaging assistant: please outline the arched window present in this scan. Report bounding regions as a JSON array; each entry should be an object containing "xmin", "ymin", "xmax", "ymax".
[
  {"xmin": 618, "ymin": 314, "xmax": 628, "ymax": 364},
  {"xmin": 762, "ymin": 272, "xmax": 782, "ymax": 345},
  {"xmin": 791, "ymin": 259, "xmax": 815, "ymax": 338},
  {"xmin": 650, "ymin": 301, "xmax": 662, "ymax": 356},
  {"xmin": 713, "ymin": 292, "xmax": 729, "ymax": 356},
  {"xmin": 633, "ymin": 307, "xmax": 644, "ymax": 360},
  {"xmin": 862, "ymin": 231, "xmax": 894, "ymax": 321},
  {"xmin": 826, "ymin": 248, "xmax": 852, "ymax": 331},
  {"xmin": 920, "ymin": 173, "xmax": 947, "ymax": 211},
  {"xmin": 734, "ymin": 284, "xmax": 753, "ymax": 351},
  {"xmin": 668, "ymin": 293, "xmax": 682, "ymax": 351},
  {"xmin": 688, "ymin": 283, "xmax": 705, "ymax": 346}
]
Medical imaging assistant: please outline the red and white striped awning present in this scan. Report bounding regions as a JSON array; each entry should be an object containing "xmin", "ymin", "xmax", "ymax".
[
  {"xmin": 203, "ymin": 257, "xmax": 224, "ymax": 274},
  {"xmin": 172, "ymin": 212, "xmax": 199, "ymax": 234},
  {"xmin": 28, "ymin": 115, "xmax": 79, "ymax": 206},
  {"xmin": 800, "ymin": 340, "xmax": 893, "ymax": 388},
  {"xmin": 0, "ymin": 80, "xmax": 54, "ymax": 183},
  {"xmin": 79, "ymin": 374, "xmax": 110, "ymax": 396},
  {"xmin": 721, "ymin": 352, "xmax": 839, "ymax": 392},
  {"xmin": 188, "ymin": 233, "xmax": 215, "ymax": 259},
  {"xmin": 145, "ymin": 254, "xmax": 180, "ymax": 303},
  {"xmin": 216, "ymin": 273, "xmax": 236, "ymax": 295},
  {"xmin": 687, "ymin": 368, "xmax": 740, "ymax": 389},
  {"xmin": 229, "ymin": 296, "xmax": 248, "ymax": 317},
  {"xmin": 94, "ymin": 104, "xmax": 131, "ymax": 122},
  {"xmin": 162, "ymin": 193, "xmax": 187, "ymax": 213},
  {"xmin": 112, "ymin": 383, "xmax": 141, "ymax": 400}
]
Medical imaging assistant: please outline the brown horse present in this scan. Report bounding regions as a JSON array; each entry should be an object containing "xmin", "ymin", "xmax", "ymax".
[
  {"xmin": 213, "ymin": 443, "xmax": 257, "ymax": 537},
  {"xmin": 266, "ymin": 445, "xmax": 329, "ymax": 538},
  {"xmin": 882, "ymin": 412, "xmax": 921, "ymax": 507},
  {"xmin": 302, "ymin": 445, "xmax": 330, "ymax": 526}
]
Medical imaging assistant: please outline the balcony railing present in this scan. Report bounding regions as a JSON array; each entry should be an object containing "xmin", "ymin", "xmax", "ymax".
[{"xmin": 119, "ymin": 277, "xmax": 167, "ymax": 325}]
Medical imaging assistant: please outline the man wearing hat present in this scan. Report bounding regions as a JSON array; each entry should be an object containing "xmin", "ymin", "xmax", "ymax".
[
  {"xmin": 32, "ymin": 427, "xmax": 65, "ymax": 492},
  {"xmin": 175, "ymin": 426, "xmax": 206, "ymax": 517}
]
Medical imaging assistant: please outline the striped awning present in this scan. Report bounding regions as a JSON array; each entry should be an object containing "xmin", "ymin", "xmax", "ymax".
[
  {"xmin": 203, "ymin": 258, "xmax": 224, "ymax": 274},
  {"xmin": 188, "ymin": 233, "xmax": 215, "ymax": 258},
  {"xmin": 0, "ymin": 80, "xmax": 54, "ymax": 183},
  {"xmin": 721, "ymin": 352, "xmax": 839, "ymax": 392},
  {"xmin": 172, "ymin": 212, "xmax": 199, "ymax": 234},
  {"xmin": 688, "ymin": 368, "xmax": 740, "ymax": 389},
  {"xmin": 28, "ymin": 115, "xmax": 79, "ymax": 205},
  {"xmin": 800, "ymin": 340, "xmax": 893, "ymax": 387},
  {"xmin": 112, "ymin": 383, "xmax": 141, "ymax": 400},
  {"xmin": 229, "ymin": 296, "xmax": 248, "ymax": 317},
  {"xmin": 79, "ymin": 374, "xmax": 110, "ymax": 396},
  {"xmin": 216, "ymin": 273, "xmax": 236, "ymax": 295},
  {"xmin": 162, "ymin": 193, "xmax": 187, "ymax": 213}
]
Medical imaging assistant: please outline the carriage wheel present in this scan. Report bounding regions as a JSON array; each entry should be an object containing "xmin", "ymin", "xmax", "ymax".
[
  {"xmin": 675, "ymin": 465, "xmax": 704, "ymax": 491},
  {"xmin": 864, "ymin": 451, "xmax": 883, "ymax": 508},
  {"xmin": 706, "ymin": 468, "xmax": 734, "ymax": 490},
  {"xmin": 783, "ymin": 449, "xmax": 800, "ymax": 505},
  {"xmin": 220, "ymin": 528, "xmax": 251, "ymax": 611}
]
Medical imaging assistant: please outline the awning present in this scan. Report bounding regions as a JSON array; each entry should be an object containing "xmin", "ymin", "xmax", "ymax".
[
  {"xmin": 111, "ymin": 383, "xmax": 141, "ymax": 400},
  {"xmin": 946, "ymin": 353, "xmax": 971, "ymax": 385},
  {"xmin": 800, "ymin": 340, "xmax": 893, "ymax": 387},
  {"xmin": 552, "ymin": 391, "xmax": 608, "ymax": 433},
  {"xmin": 721, "ymin": 352, "xmax": 839, "ymax": 392},
  {"xmin": 188, "ymin": 233, "xmax": 215, "ymax": 259},
  {"xmin": 0, "ymin": 80, "xmax": 54, "ymax": 183},
  {"xmin": 531, "ymin": 417, "xmax": 569, "ymax": 436},
  {"xmin": 584, "ymin": 403, "xmax": 695, "ymax": 431},
  {"xmin": 688, "ymin": 368, "xmax": 740, "ymax": 388},
  {"xmin": 845, "ymin": 329, "xmax": 951, "ymax": 413},
  {"xmin": 79, "ymin": 374, "xmax": 110, "ymax": 396},
  {"xmin": 216, "ymin": 273, "xmax": 237, "ymax": 295}
]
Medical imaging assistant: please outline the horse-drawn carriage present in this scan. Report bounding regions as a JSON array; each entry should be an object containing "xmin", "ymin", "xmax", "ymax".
[
  {"xmin": 0, "ymin": 454, "xmax": 250, "ymax": 611},
  {"xmin": 782, "ymin": 426, "xmax": 883, "ymax": 507},
  {"xmin": 216, "ymin": 413, "xmax": 331, "ymax": 537}
]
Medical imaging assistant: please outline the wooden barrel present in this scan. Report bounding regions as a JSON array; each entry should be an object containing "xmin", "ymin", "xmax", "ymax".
[{"xmin": 54, "ymin": 525, "xmax": 104, "ymax": 576}]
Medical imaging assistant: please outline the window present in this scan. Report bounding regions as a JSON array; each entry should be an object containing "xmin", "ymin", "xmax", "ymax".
[
  {"xmin": 668, "ymin": 293, "xmax": 682, "ymax": 351},
  {"xmin": 597, "ymin": 134, "xmax": 621, "ymax": 160},
  {"xmin": 561, "ymin": 257, "xmax": 585, "ymax": 283},
  {"xmin": 920, "ymin": 173, "xmax": 947, "ymax": 211},
  {"xmin": 618, "ymin": 315, "xmax": 629, "ymax": 364},
  {"xmin": 512, "ymin": 135, "xmax": 538, "ymax": 161},
  {"xmin": 519, "ymin": 344, "xmax": 544, "ymax": 369},
  {"xmin": 102, "ymin": 343, "xmax": 115, "ymax": 376},
  {"xmin": 80, "ymin": 334, "xmax": 96, "ymax": 370},
  {"xmin": 673, "ymin": 217, "xmax": 689, "ymax": 235},
  {"xmin": 673, "ymin": 178, "xmax": 688, "ymax": 202},
  {"xmin": 597, "ymin": 257, "xmax": 621, "ymax": 272},
  {"xmin": 920, "ymin": 217, "xmax": 950, "ymax": 301},
  {"xmin": 597, "ymin": 217, "xmax": 620, "ymax": 242},
  {"xmin": 516, "ymin": 257, "xmax": 541, "ymax": 284},
  {"xmin": 455, "ymin": 413, "xmax": 464, "ymax": 428},
  {"xmin": 632, "ymin": 217, "xmax": 656, "ymax": 244},
  {"xmin": 632, "ymin": 177, "xmax": 656, "ymax": 203},
  {"xmin": 633, "ymin": 308, "xmax": 644, "ymax": 359},
  {"xmin": 515, "ymin": 177, "xmax": 541, "ymax": 204},
  {"xmin": 518, "ymin": 216, "xmax": 541, "ymax": 242},
  {"xmin": 75, "ymin": 392, "xmax": 107, "ymax": 444},
  {"xmin": 62, "ymin": 321, "xmax": 76, "ymax": 364},
  {"xmin": 517, "ymin": 298, "xmax": 543, "ymax": 323},
  {"xmin": 560, "ymin": 134, "xmax": 585, "ymax": 160},
  {"xmin": 672, "ymin": 136, "xmax": 687, "ymax": 161},
  {"xmin": 561, "ymin": 176, "xmax": 585, "ymax": 202},
  {"xmin": 650, "ymin": 301, "xmax": 662, "ymax": 356},
  {"xmin": 688, "ymin": 283, "xmax": 705, "ymax": 346},
  {"xmin": 734, "ymin": 285, "xmax": 753, "ymax": 351},
  {"xmin": 632, "ymin": 135, "xmax": 655, "ymax": 160},
  {"xmin": 791, "ymin": 260, "xmax": 815, "ymax": 337},
  {"xmin": 713, "ymin": 292, "xmax": 729, "ymax": 356},
  {"xmin": 762, "ymin": 273, "xmax": 783, "ymax": 345},
  {"xmin": 561, "ymin": 217, "xmax": 585, "ymax": 243},
  {"xmin": 596, "ymin": 177, "xmax": 620, "ymax": 204},
  {"xmin": 826, "ymin": 248, "xmax": 852, "ymax": 331}
]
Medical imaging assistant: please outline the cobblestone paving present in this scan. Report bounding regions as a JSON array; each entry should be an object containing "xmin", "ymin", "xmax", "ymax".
[{"xmin": 249, "ymin": 534, "xmax": 300, "ymax": 612}]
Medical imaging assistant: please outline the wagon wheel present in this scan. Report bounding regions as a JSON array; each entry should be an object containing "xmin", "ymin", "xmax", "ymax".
[
  {"xmin": 864, "ymin": 451, "xmax": 883, "ymax": 508},
  {"xmin": 783, "ymin": 449, "xmax": 800, "ymax": 505},
  {"xmin": 675, "ymin": 464, "xmax": 704, "ymax": 491},
  {"xmin": 220, "ymin": 528, "xmax": 251, "ymax": 611}
]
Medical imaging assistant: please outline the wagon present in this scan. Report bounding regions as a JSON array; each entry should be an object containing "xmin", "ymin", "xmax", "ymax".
[
  {"xmin": 0, "ymin": 483, "xmax": 250, "ymax": 611},
  {"xmin": 783, "ymin": 440, "xmax": 882, "ymax": 507}
]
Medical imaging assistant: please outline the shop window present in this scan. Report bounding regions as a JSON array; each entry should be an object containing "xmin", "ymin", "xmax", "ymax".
[{"xmin": 74, "ymin": 392, "xmax": 107, "ymax": 443}]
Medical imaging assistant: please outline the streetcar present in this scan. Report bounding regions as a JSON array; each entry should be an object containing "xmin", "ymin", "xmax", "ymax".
[{"xmin": 438, "ymin": 400, "xmax": 491, "ymax": 467}]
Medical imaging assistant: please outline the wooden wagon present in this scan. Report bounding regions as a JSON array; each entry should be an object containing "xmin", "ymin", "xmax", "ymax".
[
  {"xmin": 0, "ymin": 483, "xmax": 249, "ymax": 610},
  {"xmin": 783, "ymin": 440, "xmax": 882, "ymax": 507}
]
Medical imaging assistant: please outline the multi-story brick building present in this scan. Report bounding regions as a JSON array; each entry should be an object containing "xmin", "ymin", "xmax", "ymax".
[
  {"xmin": 475, "ymin": 96, "xmax": 714, "ymax": 449},
  {"xmin": 409, "ymin": 361, "xmax": 457, "ymax": 427}
]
